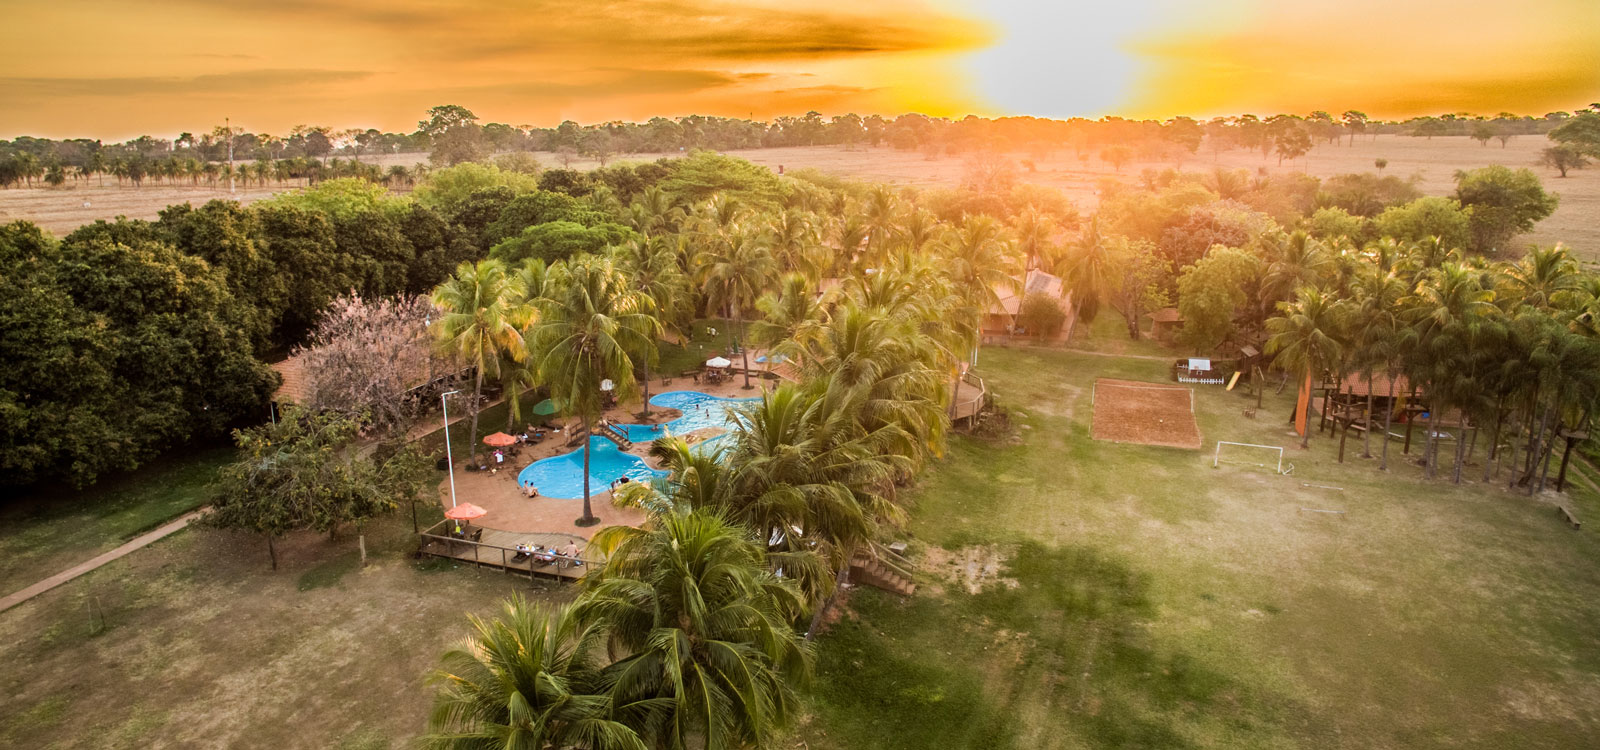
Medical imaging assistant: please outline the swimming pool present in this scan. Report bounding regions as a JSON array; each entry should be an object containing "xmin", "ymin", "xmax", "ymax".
[
  {"xmin": 618, "ymin": 391, "xmax": 760, "ymax": 443},
  {"xmin": 517, "ymin": 436, "xmax": 669, "ymax": 500},
  {"xmin": 516, "ymin": 391, "xmax": 757, "ymax": 499}
]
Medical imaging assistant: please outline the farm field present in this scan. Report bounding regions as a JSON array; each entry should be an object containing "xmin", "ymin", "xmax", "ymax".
[
  {"xmin": 3, "ymin": 135, "xmax": 1595, "ymax": 259},
  {"xmin": 802, "ymin": 345, "xmax": 1600, "ymax": 749}
]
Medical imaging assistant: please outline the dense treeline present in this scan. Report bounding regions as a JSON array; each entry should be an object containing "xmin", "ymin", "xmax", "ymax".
[
  {"xmin": 0, "ymin": 124, "xmax": 1586, "ymax": 497},
  {"xmin": 6, "ymin": 105, "xmax": 1598, "ymax": 189}
]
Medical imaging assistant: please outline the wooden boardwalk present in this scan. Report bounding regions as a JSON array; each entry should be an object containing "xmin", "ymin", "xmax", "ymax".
[
  {"xmin": 951, "ymin": 372, "xmax": 988, "ymax": 423},
  {"xmin": 419, "ymin": 522, "xmax": 599, "ymax": 582}
]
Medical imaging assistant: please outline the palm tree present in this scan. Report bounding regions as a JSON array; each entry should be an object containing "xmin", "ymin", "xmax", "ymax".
[
  {"xmin": 729, "ymin": 382, "xmax": 907, "ymax": 619},
  {"xmin": 800, "ymin": 303, "xmax": 947, "ymax": 465},
  {"xmin": 860, "ymin": 184, "xmax": 900, "ymax": 270},
  {"xmin": 1350, "ymin": 265, "xmax": 1407, "ymax": 461},
  {"xmin": 1262, "ymin": 230, "xmax": 1335, "ymax": 309},
  {"xmin": 1402, "ymin": 262, "xmax": 1499, "ymax": 478},
  {"xmin": 940, "ymin": 215, "xmax": 1019, "ymax": 318},
  {"xmin": 533, "ymin": 255, "xmax": 660, "ymax": 526},
  {"xmin": 696, "ymin": 229, "xmax": 776, "ymax": 389},
  {"xmin": 1011, "ymin": 204, "xmax": 1057, "ymax": 274},
  {"xmin": 1056, "ymin": 217, "xmax": 1122, "ymax": 337},
  {"xmin": 432, "ymin": 259, "xmax": 531, "ymax": 456},
  {"xmin": 612, "ymin": 238, "xmax": 687, "ymax": 417},
  {"xmin": 578, "ymin": 508, "xmax": 812, "ymax": 750},
  {"xmin": 750, "ymin": 272, "xmax": 828, "ymax": 363},
  {"xmin": 1266, "ymin": 287, "xmax": 1347, "ymax": 449},
  {"xmin": 424, "ymin": 596, "xmax": 648, "ymax": 750},
  {"xmin": 1499, "ymin": 243, "xmax": 1579, "ymax": 311},
  {"xmin": 763, "ymin": 209, "xmax": 821, "ymax": 280}
]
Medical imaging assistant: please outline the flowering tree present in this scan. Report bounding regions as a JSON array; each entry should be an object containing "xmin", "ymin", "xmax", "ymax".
[{"xmin": 297, "ymin": 293, "xmax": 457, "ymax": 435}]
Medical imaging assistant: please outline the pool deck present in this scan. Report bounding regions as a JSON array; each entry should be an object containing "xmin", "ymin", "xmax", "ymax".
[
  {"xmin": 418, "ymin": 521, "xmax": 598, "ymax": 581},
  {"xmin": 439, "ymin": 374, "xmax": 777, "ymax": 538}
]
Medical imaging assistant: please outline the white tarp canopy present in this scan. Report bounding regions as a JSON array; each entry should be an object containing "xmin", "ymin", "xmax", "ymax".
[
  {"xmin": 1188, "ymin": 358, "xmax": 1212, "ymax": 371},
  {"xmin": 706, "ymin": 356, "xmax": 733, "ymax": 368},
  {"xmin": 599, "ymin": 379, "xmax": 615, "ymax": 391}
]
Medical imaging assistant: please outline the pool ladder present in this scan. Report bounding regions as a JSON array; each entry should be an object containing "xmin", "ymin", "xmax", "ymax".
[{"xmin": 595, "ymin": 421, "xmax": 633, "ymax": 450}]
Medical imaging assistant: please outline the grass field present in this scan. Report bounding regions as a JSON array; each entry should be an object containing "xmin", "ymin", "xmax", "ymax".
[
  {"xmin": 0, "ymin": 504, "xmax": 561, "ymax": 749},
  {"xmin": 0, "ymin": 444, "xmax": 234, "ymax": 596},
  {"xmin": 4, "ymin": 134, "xmax": 1594, "ymax": 260},
  {"xmin": 802, "ymin": 346, "xmax": 1600, "ymax": 749}
]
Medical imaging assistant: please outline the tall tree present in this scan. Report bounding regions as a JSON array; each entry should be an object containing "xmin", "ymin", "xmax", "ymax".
[
  {"xmin": 424, "ymin": 596, "xmax": 647, "ymax": 750},
  {"xmin": 578, "ymin": 508, "xmax": 813, "ymax": 750},
  {"xmin": 533, "ymin": 255, "xmax": 660, "ymax": 526},
  {"xmin": 1266, "ymin": 287, "xmax": 1347, "ymax": 449},
  {"xmin": 431, "ymin": 259, "xmax": 530, "ymax": 456},
  {"xmin": 696, "ymin": 227, "xmax": 776, "ymax": 389}
]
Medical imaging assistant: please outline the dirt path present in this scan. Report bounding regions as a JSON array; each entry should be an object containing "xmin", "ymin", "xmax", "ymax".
[{"xmin": 0, "ymin": 510, "xmax": 203, "ymax": 613}]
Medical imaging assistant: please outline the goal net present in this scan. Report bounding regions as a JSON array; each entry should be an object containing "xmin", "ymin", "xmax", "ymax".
[{"xmin": 1213, "ymin": 441, "xmax": 1293, "ymax": 475}]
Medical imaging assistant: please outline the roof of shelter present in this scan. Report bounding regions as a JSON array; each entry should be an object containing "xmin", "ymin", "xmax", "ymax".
[
  {"xmin": 1330, "ymin": 372, "xmax": 1414, "ymax": 397},
  {"xmin": 1147, "ymin": 307, "xmax": 1183, "ymax": 323},
  {"xmin": 990, "ymin": 269, "xmax": 1068, "ymax": 317}
]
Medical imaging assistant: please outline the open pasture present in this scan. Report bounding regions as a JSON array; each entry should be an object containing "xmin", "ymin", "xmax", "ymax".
[
  {"xmin": 804, "ymin": 345, "xmax": 1600, "ymax": 749},
  {"xmin": 4, "ymin": 135, "xmax": 1596, "ymax": 259}
]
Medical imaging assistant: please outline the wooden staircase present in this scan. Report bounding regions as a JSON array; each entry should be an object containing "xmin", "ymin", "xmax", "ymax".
[
  {"xmin": 595, "ymin": 421, "xmax": 633, "ymax": 450},
  {"xmin": 849, "ymin": 551, "xmax": 916, "ymax": 597}
]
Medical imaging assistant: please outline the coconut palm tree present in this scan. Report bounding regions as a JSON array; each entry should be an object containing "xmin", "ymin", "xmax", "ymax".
[
  {"xmin": 696, "ymin": 229, "xmax": 776, "ymax": 389},
  {"xmin": 424, "ymin": 596, "xmax": 648, "ymax": 750},
  {"xmin": 1402, "ymin": 262, "xmax": 1499, "ymax": 478},
  {"xmin": 532, "ymin": 255, "xmax": 661, "ymax": 526},
  {"xmin": 1266, "ymin": 287, "xmax": 1347, "ymax": 450},
  {"xmin": 1350, "ymin": 264, "xmax": 1408, "ymax": 461},
  {"xmin": 1056, "ymin": 217, "xmax": 1122, "ymax": 334},
  {"xmin": 730, "ymin": 382, "xmax": 907, "ymax": 613},
  {"xmin": 750, "ymin": 272, "xmax": 828, "ymax": 363},
  {"xmin": 763, "ymin": 209, "xmax": 821, "ymax": 281},
  {"xmin": 578, "ymin": 508, "xmax": 812, "ymax": 750},
  {"xmin": 1012, "ymin": 204, "xmax": 1057, "ymax": 274},
  {"xmin": 432, "ymin": 259, "xmax": 531, "ymax": 455},
  {"xmin": 939, "ymin": 215, "xmax": 1019, "ymax": 318},
  {"xmin": 611, "ymin": 238, "xmax": 687, "ymax": 417},
  {"xmin": 1262, "ymin": 230, "xmax": 1335, "ymax": 308},
  {"xmin": 1499, "ymin": 243, "xmax": 1580, "ymax": 312}
]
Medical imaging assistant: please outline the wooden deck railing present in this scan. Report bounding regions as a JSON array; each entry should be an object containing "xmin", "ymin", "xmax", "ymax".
[
  {"xmin": 952, "ymin": 371, "xmax": 988, "ymax": 422},
  {"xmin": 419, "ymin": 520, "xmax": 602, "ymax": 582}
]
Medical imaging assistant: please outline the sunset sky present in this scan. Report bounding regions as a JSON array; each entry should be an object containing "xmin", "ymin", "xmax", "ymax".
[{"xmin": 2, "ymin": 0, "xmax": 1597, "ymax": 139}]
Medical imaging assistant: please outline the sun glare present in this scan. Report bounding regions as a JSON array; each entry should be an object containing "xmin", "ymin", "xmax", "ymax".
[{"xmin": 966, "ymin": 0, "xmax": 1163, "ymax": 118}]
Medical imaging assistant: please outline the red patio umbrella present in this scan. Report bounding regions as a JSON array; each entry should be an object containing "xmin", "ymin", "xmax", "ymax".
[
  {"xmin": 483, "ymin": 432, "xmax": 517, "ymax": 447},
  {"xmin": 444, "ymin": 503, "xmax": 488, "ymax": 521}
]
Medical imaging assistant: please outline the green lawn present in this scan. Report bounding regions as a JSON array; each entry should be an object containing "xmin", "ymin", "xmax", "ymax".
[
  {"xmin": 1062, "ymin": 312, "xmax": 1188, "ymax": 359},
  {"xmin": 0, "ymin": 444, "xmax": 234, "ymax": 596},
  {"xmin": 803, "ymin": 346, "xmax": 1600, "ymax": 749}
]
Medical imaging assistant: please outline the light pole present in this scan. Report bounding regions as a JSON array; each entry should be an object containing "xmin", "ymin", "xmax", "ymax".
[{"xmin": 441, "ymin": 390, "xmax": 461, "ymax": 508}]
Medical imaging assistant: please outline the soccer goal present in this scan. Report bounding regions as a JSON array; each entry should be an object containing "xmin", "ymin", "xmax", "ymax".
[{"xmin": 1213, "ymin": 441, "xmax": 1293, "ymax": 475}]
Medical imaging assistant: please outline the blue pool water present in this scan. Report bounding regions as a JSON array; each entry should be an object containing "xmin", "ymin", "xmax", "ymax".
[
  {"xmin": 618, "ymin": 391, "xmax": 759, "ymax": 443},
  {"xmin": 517, "ymin": 391, "xmax": 757, "ymax": 499},
  {"xmin": 517, "ymin": 436, "xmax": 669, "ymax": 500}
]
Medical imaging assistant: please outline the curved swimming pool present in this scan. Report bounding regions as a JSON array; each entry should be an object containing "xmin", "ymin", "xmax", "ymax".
[
  {"xmin": 517, "ymin": 436, "xmax": 669, "ymax": 500},
  {"xmin": 618, "ymin": 390, "xmax": 760, "ymax": 443},
  {"xmin": 516, "ymin": 391, "xmax": 757, "ymax": 499}
]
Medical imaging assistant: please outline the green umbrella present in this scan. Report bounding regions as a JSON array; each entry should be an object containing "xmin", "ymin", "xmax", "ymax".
[{"xmin": 532, "ymin": 398, "xmax": 561, "ymax": 416}]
